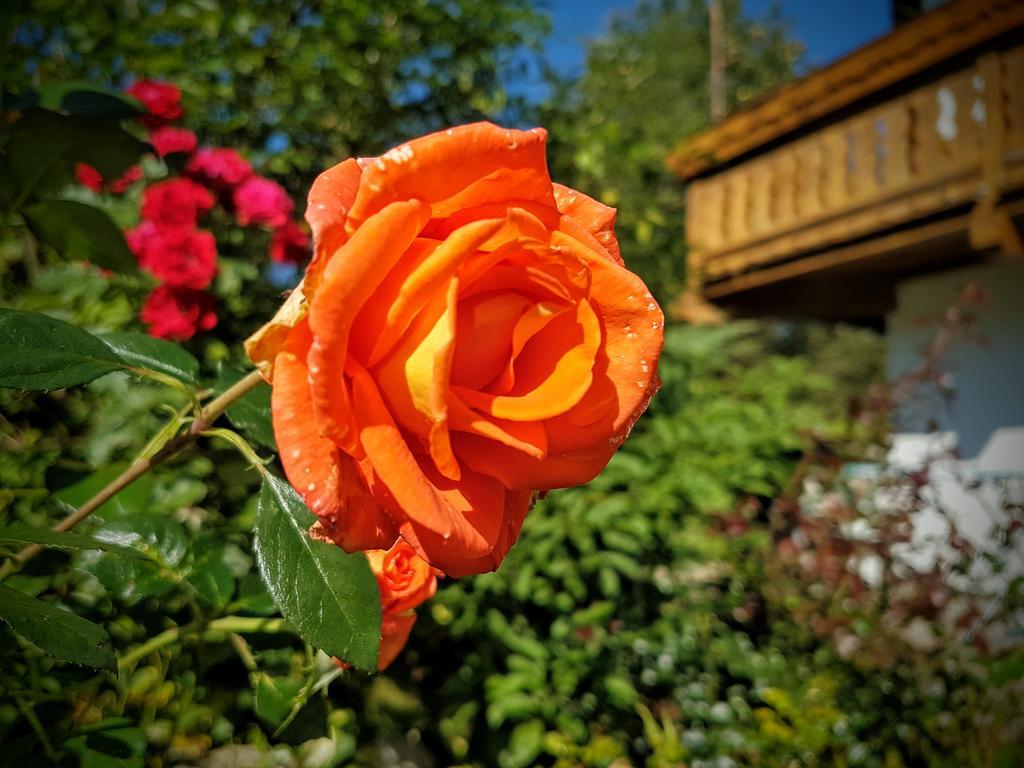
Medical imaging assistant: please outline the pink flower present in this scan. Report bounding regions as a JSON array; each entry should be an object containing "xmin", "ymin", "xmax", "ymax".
[
  {"xmin": 141, "ymin": 285, "xmax": 217, "ymax": 340},
  {"xmin": 269, "ymin": 220, "xmax": 310, "ymax": 264},
  {"xmin": 75, "ymin": 163, "xmax": 104, "ymax": 192},
  {"xmin": 76, "ymin": 163, "xmax": 142, "ymax": 194},
  {"xmin": 187, "ymin": 147, "xmax": 253, "ymax": 191},
  {"xmin": 109, "ymin": 165, "xmax": 143, "ymax": 194},
  {"xmin": 150, "ymin": 126, "xmax": 198, "ymax": 158},
  {"xmin": 126, "ymin": 80, "xmax": 184, "ymax": 129},
  {"xmin": 125, "ymin": 220, "xmax": 159, "ymax": 258},
  {"xmin": 128, "ymin": 223, "xmax": 218, "ymax": 289},
  {"xmin": 141, "ymin": 178, "xmax": 215, "ymax": 227},
  {"xmin": 233, "ymin": 176, "xmax": 294, "ymax": 227}
]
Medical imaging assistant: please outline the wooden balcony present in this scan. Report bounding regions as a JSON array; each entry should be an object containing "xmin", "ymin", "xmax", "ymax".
[{"xmin": 672, "ymin": 0, "xmax": 1024, "ymax": 321}]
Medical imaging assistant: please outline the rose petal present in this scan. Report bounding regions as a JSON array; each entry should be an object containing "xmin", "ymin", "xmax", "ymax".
[
  {"xmin": 450, "ymin": 291, "xmax": 532, "ymax": 390},
  {"xmin": 377, "ymin": 611, "xmax": 416, "ymax": 670},
  {"xmin": 487, "ymin": 300, "xmax": 569, "ymax": 394},
  {"xmin": 446, "ymin": 486, "xmax": 533, "ymax": 576},
  {"xmin": 447, "ymin": 393, "xmax": 548, "ymax": 460},
  {"xmin": 363, "ymin": 210, "xmax": 546, "ymax": 367},
  {"xmin": 458, "ymin": 261, "xmax": 574, "ymax": 304},
  {"xmin": 305, "ymin": 157, "xmax": 363, "ymax": 291},
  {"xmin": 307, "ymin": 200, "xmax": 431, "ymax": 448},
  {"xmin": 375, "ymin": 277, "xmax": 460, "ymax": 481},
  {"xmin": 420, "ymin": 199, "xmax": 560, "ymax": 241},
  {"xmin": 348, "ymin": 238, "xmax": 441, "ymax": 364},
  {"xmin": 553, "ymin": 184, "xmax": 622, "ymax": 264},
  {"xmin": 366, "ymin": 542, "xmax": 438, "ymax": 615},
  {"xmin": 345, "ymin": 123, "xmax": 554, "ymax": 233},
  {"xmin": 453, "ymin": 430, "xmax": 617, "ymax": 490},
  {"xmin": 272, "ymin": 350, "xmax": 397, "ymax": 551},
  {"xmin": 544, "ymin": 230, "xmax": 664, "ymax": 453},
  {"xmin": 245, "ymin": 281, "xmax": 309, "ymax": 374},
  {"xmin": 454, "ymin": 298, "xmax": 601, "ymax": 422},
  {"xmin": 349, "ymin": 361, "xmax": 505, "ymax": 574}
]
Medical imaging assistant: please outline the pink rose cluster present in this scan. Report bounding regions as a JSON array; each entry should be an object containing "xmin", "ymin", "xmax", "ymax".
[{"xmin": 75, "ymin": 78, "xmax": 311, "ymax": 341}]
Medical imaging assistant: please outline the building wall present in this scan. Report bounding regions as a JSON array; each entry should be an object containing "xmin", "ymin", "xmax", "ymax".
[
  {"xmin": 884, "ymin": 261, "xmax": 1023, "ymax": 615},
  {"xmin": 887, "ymin": 260, "xmax": 1024, "ymax": 460}
]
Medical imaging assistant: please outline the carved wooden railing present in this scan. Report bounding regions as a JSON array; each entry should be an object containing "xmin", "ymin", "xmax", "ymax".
[{"xmin": 686, "ymin": 43, "xmax": 1024, "ymax": 294}]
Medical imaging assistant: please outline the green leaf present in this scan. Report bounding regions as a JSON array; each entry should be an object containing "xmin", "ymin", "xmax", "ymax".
[
  {"xmin": 83, "ymin": 516, "xmax": 189, "ymax": 604},
  {"xmin": 254, "ymin": 474, "xmax": 380, "ymax": 669},
  {"xmin": 65, "ymin": 724, "xmax": 145, "ymax": 768},
  {"xmin": 503, "ymin": 719, "xmax": 545, "ymax": 768},
  {"xmin": 0, "ymin": 583, "xmax": 116, "ymax": 671},
  {"xmin": 36, "ymin": 82, "xmax": 142, "ymax": 118},
  {"xmin": 187, "ymin": 539, "xmax": 236, "ymax": 609},
  {"xmin": 99, "ymin": 332, "xmax": 200, "ymax": 384},
  {"xmin": 7, "ymin": 109, "xmax": 149, "ymax": 200},
  {"xmin": 215, "ymin": 365, "xmax": 276, "ymax": 449},
  {"xmin": 54, "ymin": 463, "xmax": 154, "ymax": 519},
  {"xmin": 253, "ymin": 672, "xmax": 304, "ymax": 727},
  {"xmin": 22, "ymin": 199, "xmax": 137, "ymax": 274},
  {"xmin": 90, "ymin": 516, "xmax": 189, "ymax": 567},
  {"xmin": 235, "ymin": 573, "xmax": 279, "ymax": 616},
  {"xmin": 0, "ymin": 308, "xmax": 126, "ymax": 390},
  {"xmin": 0, "ymin": 523, "xmax": 147, "ymax": 559}
]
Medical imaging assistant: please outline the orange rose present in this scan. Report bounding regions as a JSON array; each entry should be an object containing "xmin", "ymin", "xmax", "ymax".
[
  {"xmin": 367, "ymin": 540, "xmax": 440, "ymax": 669},
  {"xmin": 247, "ymin": 122, "xmax": 663, "ymax": 577},
  {"xmin": 330, "ymin": 540, "xmax": 439, "ymax": 670},
  {"xmin": 365, "ymin": 539, "xmax": 440, "ymax": 615}
]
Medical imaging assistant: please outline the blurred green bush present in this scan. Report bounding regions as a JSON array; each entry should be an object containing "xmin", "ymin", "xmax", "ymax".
[{"xmin": 2, "ymin": 281, "xmax": 1021, "ymax": 765}]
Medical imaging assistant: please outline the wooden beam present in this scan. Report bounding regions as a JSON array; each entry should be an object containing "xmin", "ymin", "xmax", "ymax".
[
  {"xmin": 668, "ymin": 0, "xmax": 1024, "ymax": 179},
  {"xmin": 702, "ymin": 213, "xmax": 972, "ymax": 299}
]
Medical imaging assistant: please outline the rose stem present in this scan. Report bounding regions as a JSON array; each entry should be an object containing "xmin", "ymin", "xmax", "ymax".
[{"xmin": 0, "ymin": 369, "xmax": 265, "ymax": 581}]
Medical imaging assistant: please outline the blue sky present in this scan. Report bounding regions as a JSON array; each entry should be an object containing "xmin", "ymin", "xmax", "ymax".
[{"xmin": 539, "ymin": 0, "xmax": 892, "ymax": 80}]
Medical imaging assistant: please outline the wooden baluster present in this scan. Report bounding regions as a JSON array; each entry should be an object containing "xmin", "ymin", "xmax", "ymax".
[
  {"xmin": 685, "ymin": 179, "xmax": 704, "ymax": 255},
  {"xmin": 1000, "ymin": 45, "xmax": 1024, "ymax": 153},
  {"xmin": 877, "ymin": 99, "xmax": 913, "ymax": 192},
  {"xmin": 725, "ymin": 172, "xmax": 749, "ymax": 245},
  {"xmin": 793, "ymin": 138, "xmax": 822, "ymax": 219},
  {"xmin": 820, "ymin": 126, "xmax": 847, "ymax": 211},
  {"xmin": 772, "ymin": 151, "xmax": 797, "ymax": 230},
  {"xmin": 910, "ymin": 84, "xmax": 951, "ymax": 181},
  {"xmin": 845, "ymin": 115, "xmax": 878, "ymax": 202},
  {"xmin": 948, "ymin": 68, "xmax": 982, "ymax": 170},
  {"xmin": 748, "ymin": 160, "xmax": 772, "ymax": 236},
  {"xmin": 969, "ymin": 50, "xmax": 1024, "ymax": 257},
  {"xmin": 700, "ymin": 178, "xmax": 725, "ymax": 254}
]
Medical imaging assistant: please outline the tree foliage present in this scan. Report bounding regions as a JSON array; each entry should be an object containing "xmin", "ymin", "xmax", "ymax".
[
  {"xmin": 9, "ymin": 0, "xmax": 548, "ymax": 195},
  {"xmin": 544, "ymin": 0, "xmax": 801, "ymax": 300}
]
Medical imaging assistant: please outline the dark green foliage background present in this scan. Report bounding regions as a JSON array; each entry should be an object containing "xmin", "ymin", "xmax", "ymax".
[{"xmin": 12, "ymin": 0, "xmax": 549, "ymax": 196}]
